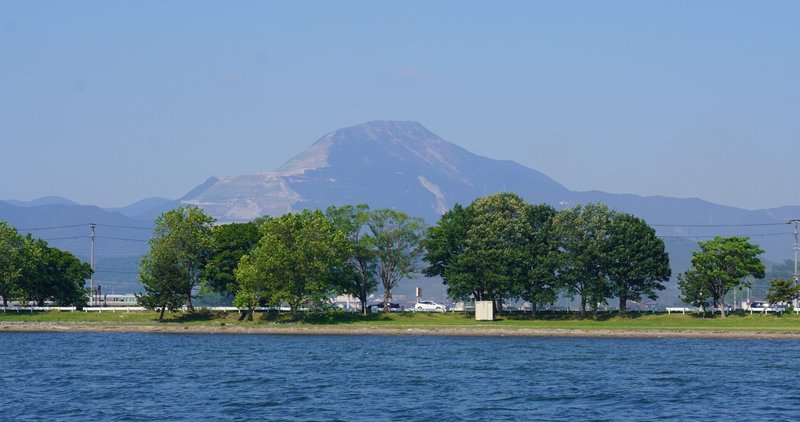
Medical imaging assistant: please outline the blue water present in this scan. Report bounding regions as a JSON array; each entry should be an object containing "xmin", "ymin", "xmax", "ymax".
[{"xmin": 1, "ymin": 333, "xmax": 799, "ymax": 421}]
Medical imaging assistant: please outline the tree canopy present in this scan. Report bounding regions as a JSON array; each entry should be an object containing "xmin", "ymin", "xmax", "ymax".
[
  {"xmin": 202, "ymin": 221, "xmax": 261, "ymax": 301},
  {"xmin": 234, "ymin": 209, "xmax": 350, "ymax": 320},
  {"xmin": 679, "ymin": 236, "xmax": 765, "ymax": 318},
  {"xmin": 367, "ymin": 209, "xmax": 425, "ymax": 312},
  {"xmin": 138, "ymin": 206, "xmax": 214, "ymax": 318},
  {"xmin": 325, "ymin": 204, "xmax": 377, "ymax": 315}
]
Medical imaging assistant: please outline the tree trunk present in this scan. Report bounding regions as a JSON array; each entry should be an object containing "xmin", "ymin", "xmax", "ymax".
[
  {"xmin": 383, "ymin": 291, "xmax": 391, "ymax": 313},
  {"xmin": 618, "ymin": 296, "xmax": 627, "ymax": 316},
  {"xmin": 360, "ymin": 298, "xmax": 368, "ymax": 316},
  {"xmin": 2, "ymin": 296, "xmax": 7, "ymax": 307},
  {"xmin": 579, "ymin": 296, "xmax": 587, "ymax": 318},
  {"xmin": 158, "ymin": 305, "xmax": 166, "ymax": 321},
  {"xmin": 186, "ymin": 293, "xmax": 194, "ymax": 313},
  {"xmin": 719, "ymin": 299, "xmax": 727, "ymax": 318}
]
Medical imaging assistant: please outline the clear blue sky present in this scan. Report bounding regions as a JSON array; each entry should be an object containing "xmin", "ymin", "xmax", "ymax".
[{"xmin": 1, "ymin": 1, "xmax": 797, "ymax": 209}]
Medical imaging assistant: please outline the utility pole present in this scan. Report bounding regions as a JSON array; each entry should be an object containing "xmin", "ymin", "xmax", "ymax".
[
  {"xmin": 90, "ymin": 223, "xmax": 96, "ymax": 306},
  {"xmin": 790, "ymin": 219, "xmax": 800, "ymax": 282}
]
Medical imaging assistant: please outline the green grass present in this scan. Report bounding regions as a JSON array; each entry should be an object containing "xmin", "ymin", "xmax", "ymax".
[{"xmin": 2, "ymin": 309, "xmax": 800, "ymax": 332}]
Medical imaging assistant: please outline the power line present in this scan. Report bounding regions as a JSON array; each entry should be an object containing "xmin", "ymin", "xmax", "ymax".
[
  {"xmin": 41, "ymin": 236, "xmax": 89, "ymax": 241},
  {"xmin": 652, "ymin": 222, "xmax": 785, "ymax": 228},
  {"xmin": 18, "ymin": 224, "xmax": 88, "ymax": 231},
  {"xmin": 96, "ymin": 236, "xmax": 149, "ymax": 243},
  {"xmin": 95, "ymin": 223, "xmax": 153, "ymax": 230},
  {"xmin": 658, "ymin": 232, "xmax": 793, "ymax": 239}
]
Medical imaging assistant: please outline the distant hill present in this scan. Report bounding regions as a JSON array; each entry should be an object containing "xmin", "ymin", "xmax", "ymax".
[
  {"xmin": 106, "ymin": 197, "xmax": 180, "ymax": 221},
  {"xmin": 3, "ymin": 196, "xmax": 80, "ymax": 207},
  {"xmin": 0, "ymin": 201, "xmax": 152, "ymax": 294}
]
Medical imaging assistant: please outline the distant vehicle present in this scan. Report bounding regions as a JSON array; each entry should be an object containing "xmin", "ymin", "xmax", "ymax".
[
  {"xmin": 414, "ymin": 300, "xmax": 447, "ymax": 312},
  {"xmin": 747, "ymin": 301, "xmax": 785, "ymax": 313},
  {"xmin": 367, "ymin": 302, "xmax": 402, "ymax": 312}
]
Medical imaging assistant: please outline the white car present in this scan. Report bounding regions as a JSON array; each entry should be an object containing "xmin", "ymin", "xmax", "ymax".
[{"xmin": 414, "ymin": 300, "xmax": 448, "ymax": 312}]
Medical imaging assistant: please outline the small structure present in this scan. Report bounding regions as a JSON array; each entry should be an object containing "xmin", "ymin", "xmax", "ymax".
[{"xmin": 475, "ymin": 301, "xmax": 494, "ymax": 321}]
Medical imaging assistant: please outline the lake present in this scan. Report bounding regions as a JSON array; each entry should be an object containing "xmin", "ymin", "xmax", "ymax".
[{"xmin": 1, "ymin": 333, "xmax": 798, "ymax": 420}]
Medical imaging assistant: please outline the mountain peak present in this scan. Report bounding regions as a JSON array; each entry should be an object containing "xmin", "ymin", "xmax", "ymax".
[{"xmin": 279, "ymin": 120, "xmax": 458, "ymax": 176}]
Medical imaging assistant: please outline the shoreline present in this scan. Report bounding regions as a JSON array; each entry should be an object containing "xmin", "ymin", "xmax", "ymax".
[{"xmin": 3, "ymin": 322, "xmax": 800, "ymax": 339}]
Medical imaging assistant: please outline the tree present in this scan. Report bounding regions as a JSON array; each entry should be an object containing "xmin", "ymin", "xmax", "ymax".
[
  {"xmin": 0, "ymin": 221, "xmax": 26, "ymax": 306},
  {"xmin": 368, "ymin": 209, "xmax": 425, "ymax": 313},
  {"xmin": 202, "ymin": 221, "xmax": 261, "ymax": 301},
  {"xmin": 680, "ymin": 236, "xmax": 765, "ymax": 318},
  {"xmin": 325, "ymin": 204, "xmax": 377, "ymax": 315},
  {"xmin": 139, "ymin": 253, "xmax": 186, "ymax": 320},
  {"xmin": 234, "ymin": 209, "xmax": 350, "ymax": 320},
  {"xmin": 139, "ymin": 206, "xmax": 214, "ymax": 314},
  {"xmin": 518, "ymin": 204, "xmax": 560, "ymax": 315},
  {"xmin": 15, "ymin": 238, "xmax": 90, "ymax": 307},
  {"xmin": 765, "ymin": 278, "xmax": 799, "ymax": 307},
  {"xmin": 423, "ymin": 203, "xmax": 472, "ymax": 300},
  {"xmin": 606, "ymin": 213, "xmax": 671, "ymax": 315},
  {"xmin": 677, "ymin": 272, "xmax": 712, "ymax": 315},
  {"xmin": 424, "ymin": 195, "xmax": 559, "ymax": 315},
  {"xmin": 553, "ymin": 203, "xmax": 614, "ymax": 317}
]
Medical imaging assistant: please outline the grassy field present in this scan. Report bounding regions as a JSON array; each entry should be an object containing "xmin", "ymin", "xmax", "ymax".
[{"xmin": 3, "ymin": 309, "xmax": 800, "ymax": 333}]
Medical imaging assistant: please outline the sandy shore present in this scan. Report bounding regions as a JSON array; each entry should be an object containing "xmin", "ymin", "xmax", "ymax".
[{"xmin": 3, "ymin": 322, "xmax": 800, "ymax": 339}]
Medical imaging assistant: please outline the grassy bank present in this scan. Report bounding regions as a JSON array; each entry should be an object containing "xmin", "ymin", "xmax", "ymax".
[{"xmin": 2, "ymin": 309, "xmax": 800, "ymax": 334}]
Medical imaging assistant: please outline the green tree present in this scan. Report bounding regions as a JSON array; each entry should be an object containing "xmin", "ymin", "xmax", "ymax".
[
  {"xmin": 139, "ymin": 206, "xmax": 214, "ymax": 314},
  {"xmin": 424, "ymin": 195, "xmax": 559, "ymax": 315},
  {"xmin": 325, "ymin": 204, "xmax": 377, "ymax": 315},
  {"xmin": 765, "ymin": 278, "xmax": 799, "ymax": 307},
  {"xmin": 0, "ymin": 221, "xmax": 26, "ymax": 306},
  {"xmin": 16, "ymin": 238, "xmax": 90, "ymax": 307},
  {"xmin": 368, "ymin": 209, "xmax": 425, "ymax": 312},
  {"xmin": 553, "ymin": 203, "xmax": 614, "ymax": 317},
  {"xmin": 680, "ymin": 236, "xmax": 765, "ymax": 318},
  {"xmin": 202, "ymin": 221, "xmax": 261, "ymax": 301},
  {"xmin": 422, "ymin": 203, "xmax": 472, "ymax": 299},
  {"xmin": 677, "ymin": 272, "xmax": 712, "ymax": 314},
  {"xmin": 235, "ymin": 209, "xmax": 350, "ymax": 320},
  {"xmin": 139, "ymin": 253, "xmax": 186, "ymax": 320},
  {"xmin": 606, "ymin": 213, "xmax": 671, "ymax": 315},
  {"xmin": 518, "ymin": 204, "xmax": 560, "ymax": 314}
]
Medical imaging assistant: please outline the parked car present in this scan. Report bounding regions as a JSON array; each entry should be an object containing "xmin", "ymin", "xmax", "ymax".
[
  {"xmin": 367, "ymin": 302, "xmax": 401, "ymax": 312},
  {"xmin": 414, "ymin": 300, "xmax": 447, "ymax": 312}
]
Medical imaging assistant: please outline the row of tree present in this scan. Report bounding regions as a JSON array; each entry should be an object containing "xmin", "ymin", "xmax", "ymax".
[
  {"xmin": 138, "ymin": 205, "xmax": 425, "ymax": 320},
  {"xmin": 0, "ymin": 221, "xmax": 92, "ymax": 307},
  {"xmin": 138, "ymin": 193, "xmax": 675, "ymax": 320},
  {"xmin": 424, "ymin": 193, "xmax": 672, "ymax": 316}
]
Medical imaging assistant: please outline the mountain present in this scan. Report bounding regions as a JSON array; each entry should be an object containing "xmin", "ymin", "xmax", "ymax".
[
  {"xmin": 3, "ymin": 121, "xmax": 798, "ymax": 302},
  {"xmin": 3, "ymin": 196, "xmax": 80, "ymax": 207},
  {"xmin": 180, "ymin": 121, "xmax": 797, "ymax": 263},
  {"xmin": 107, "ymin": 197, "xmax": 180, "ymax": 221},
  {"xmin": 177, "ymin": 120, "xmax": 799, "ymax": 305},
  {"xmin": 182, "ymin": 121, "xmax": 570, "ymax": 222}
]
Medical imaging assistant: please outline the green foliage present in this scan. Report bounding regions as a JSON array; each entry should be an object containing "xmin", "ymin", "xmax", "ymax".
[
  {"xmin": 138, "ymin": 206, "xmax": 214, "ymax": 318},
  {"xmin": 553, "ymin": 203, "xmax": 614, "ymax": 316},
  {"xmin": 765, "ymin": 278, "xmax": 799, "ymax": 305},
  {"xmin": 16, "ymin": 237, "xmax": 91, "ymax": 307},
  {"xmin": 367, "ymin": 208, "xmax": 425, "ymax": 312},
  {"xmin": 201, "ymin": 221, "xmax": 260, "ymax": 299},
  {"xmin": 679, "ymin": 236, "xmax": 765, "ymax": 318},
  {"xmin": 234, "ymin": 209, "xmax": 351, "ymax": 320},
  {"xmin": 0, "ymin": 221, "xmax": 26, "ymax": 305},
  {"xmin": 606, "ymin": 213, "xmax": 671, "ymax": 315},
  {"xmin": 424, "ymin": 193, "xmax": 559, "ymax": 314},
  {"xmin": 325, "ymin": 204, "xmax": 377, "ymax": 315}
]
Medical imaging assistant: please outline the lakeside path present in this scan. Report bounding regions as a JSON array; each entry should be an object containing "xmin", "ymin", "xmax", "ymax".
[{"xmin": 4, "ymin": 322, "xmax": 800, "ymax": 339}]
